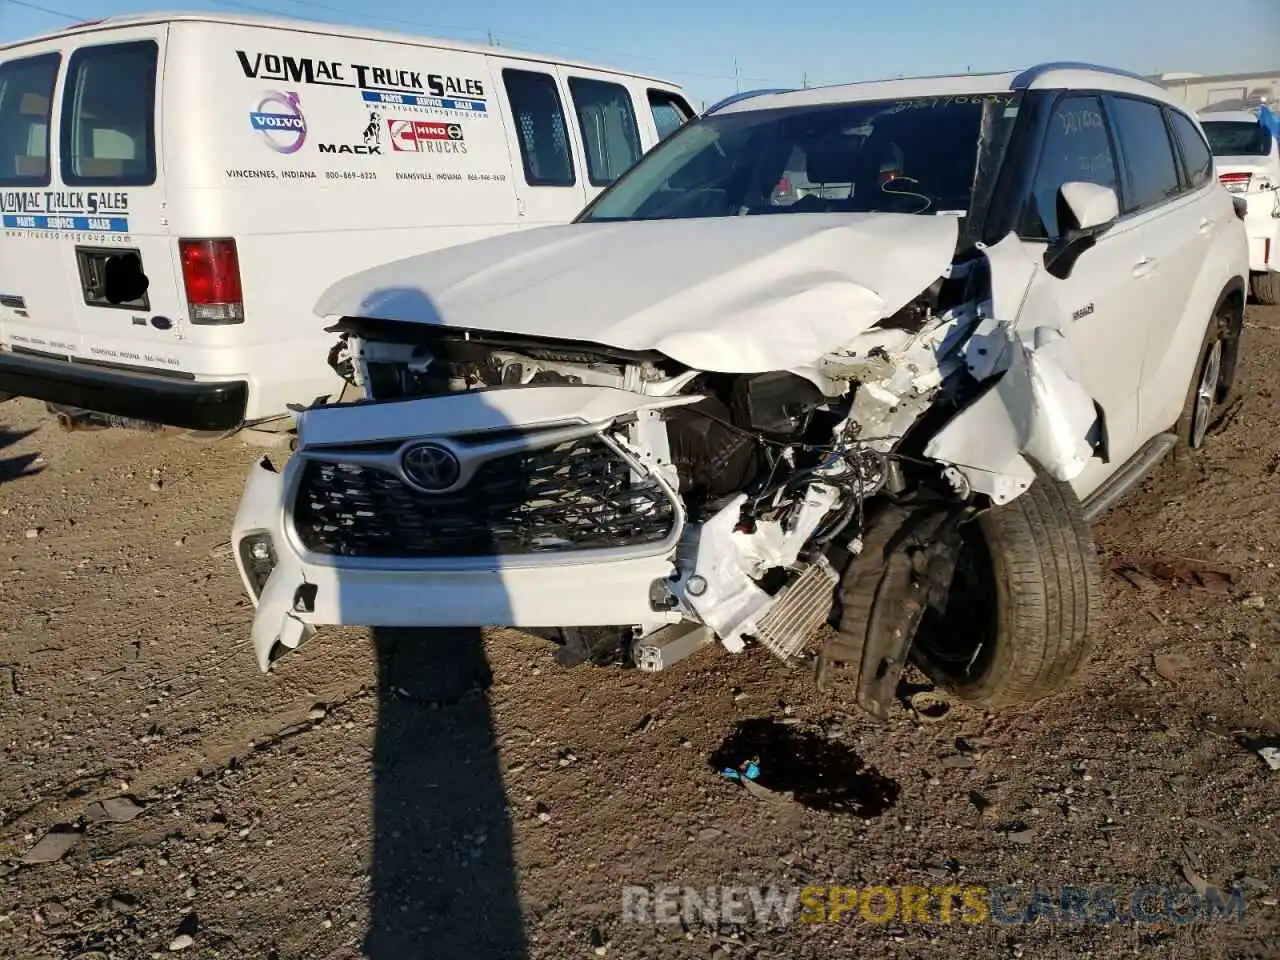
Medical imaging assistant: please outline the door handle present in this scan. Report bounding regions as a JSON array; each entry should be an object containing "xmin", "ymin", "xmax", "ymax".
[
  {"xmin": 1198, "ymin": 217, "xmax": 1216, "ymax": 235},
  {"xmin": 1133, "ymin": 256, "xmax": 1158, "ymax": 278}
]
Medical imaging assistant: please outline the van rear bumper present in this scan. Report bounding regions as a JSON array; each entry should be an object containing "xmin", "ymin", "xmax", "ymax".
[{"xmin": 0, "ymin": 350, "xmax": 247, "ymax": 431}]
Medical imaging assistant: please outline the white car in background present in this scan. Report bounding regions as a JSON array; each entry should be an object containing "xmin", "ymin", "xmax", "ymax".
[{"xmin": 1200, "ymin": 107, "xmax": 1280, "ymax": 303}]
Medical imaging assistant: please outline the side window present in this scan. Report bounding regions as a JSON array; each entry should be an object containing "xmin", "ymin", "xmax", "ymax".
[
  {"xmin": 61, "ymin": 40, "xmax": 158, "ymax": 186},
  {"xmin": 1167, "ymin": 109, "xmax": 1213, "ymax": 190},
  {"xmin": 1027, "ymin": 95, "xmax": 1118, "ymax": 239},
  {"xmin": 1107, "ymin": 96, "xmax": 1180, "ymax": 212},
  {"xmin": 502, "ymin": 69, "xmax": 574, "ymax": 187},
  {"xmin": 647, "ymin": 89, "xmax": 692, "ymax": 141},
  {"xmin": 0, "ymin": 52, "xmax": 60, "ymax": 186},
  {"xmin": 568, "ymin": 77, "xmax": 641, "ymax": 186}
]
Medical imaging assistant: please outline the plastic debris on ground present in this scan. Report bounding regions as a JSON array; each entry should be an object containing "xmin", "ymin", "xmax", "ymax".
[
  {"xmin": 721, "ymin": 758, "xmax": 761, "ymax": 782},
  {"xmin": 1259, "ymin": 746, "xmax": 1280, "ymax": 772}
]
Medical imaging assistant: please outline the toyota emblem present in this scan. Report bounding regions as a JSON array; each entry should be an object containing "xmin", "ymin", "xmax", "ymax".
[{"xmin": 401, "ymin": 443, "xmax": 462, "ymax": 492}]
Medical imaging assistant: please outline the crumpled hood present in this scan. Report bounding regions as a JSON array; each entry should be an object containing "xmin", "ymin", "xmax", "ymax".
[{"xmin": 314, "ymin": 213, "xmax": 959, "ymax": 373}]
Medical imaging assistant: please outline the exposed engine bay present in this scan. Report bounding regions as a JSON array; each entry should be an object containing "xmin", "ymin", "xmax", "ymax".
[
  {"xmin": 325, "ymin": 259, "xmax": 978, "ymax": 517},
  {"xmin": 330, "ymin": 318, "xmax": 875, "ymax": 515}
]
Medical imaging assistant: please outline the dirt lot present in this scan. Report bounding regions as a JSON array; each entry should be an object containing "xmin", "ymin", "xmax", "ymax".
[{"xmin": 2, "ymin": 307, "xmax": 1280, "ymax": 960}]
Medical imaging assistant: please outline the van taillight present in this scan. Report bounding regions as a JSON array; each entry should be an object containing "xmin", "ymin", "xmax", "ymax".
[{"xmin": 179, "ymin": 238, "xmax": 244, "ymax": 324}]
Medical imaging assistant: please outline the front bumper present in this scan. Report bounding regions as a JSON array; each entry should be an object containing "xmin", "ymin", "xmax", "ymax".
[{"xmin": 232, "ymin": 387, "xmax": 693, "ymax": 670}]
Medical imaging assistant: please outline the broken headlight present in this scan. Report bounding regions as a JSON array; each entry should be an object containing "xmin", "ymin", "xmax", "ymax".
[{"xmin": 238, "ymin": 532, "xmax": 278, "ymax": 600}]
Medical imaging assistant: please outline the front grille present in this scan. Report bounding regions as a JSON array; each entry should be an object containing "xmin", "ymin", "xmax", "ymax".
[{"xmin": 293, "ymin": 435, "xmax": 677, "ymax": 558}]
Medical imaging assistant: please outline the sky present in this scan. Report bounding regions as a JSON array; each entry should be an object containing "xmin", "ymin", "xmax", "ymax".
[{"xmin": 1, "ymin": 0, "xmax": 1277, "ymax": 107}]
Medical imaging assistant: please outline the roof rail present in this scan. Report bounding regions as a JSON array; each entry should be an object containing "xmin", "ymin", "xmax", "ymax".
[
  {"xmin": 1012, "ymin": 62, "xmax": 1151, "ymax": 90},
  {"xmin": 703, "ymin": 88, "xmax": 793, "ymax": 116}
]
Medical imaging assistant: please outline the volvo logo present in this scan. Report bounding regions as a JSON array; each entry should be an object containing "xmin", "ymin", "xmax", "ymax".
[{"xmin": 401, "ymin": 443, "xmax": 461, "ymax": 492}]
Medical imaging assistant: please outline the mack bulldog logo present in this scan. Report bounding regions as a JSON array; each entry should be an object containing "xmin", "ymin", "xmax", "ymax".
[{"xmin": 320, "ymin": 113, "xmax": 383, "ymax": 156}]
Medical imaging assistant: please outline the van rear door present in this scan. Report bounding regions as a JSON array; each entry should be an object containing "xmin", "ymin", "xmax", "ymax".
[
  {"xmin": 0, "ymin": 48, "xmax": 75, "ymax": 359},
  {"xmin": 56, "ymin": 30, "xmax": 191, "ymax": 375},
  {"xmin": 1, "ymin": 25, "xmax": 188, "ymax": 380}
]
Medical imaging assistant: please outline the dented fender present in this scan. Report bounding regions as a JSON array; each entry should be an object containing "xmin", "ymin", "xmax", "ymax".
[
  {"xmin": 925, "ymin": 387, "xmax": 1038, "ymax": 505},
  {"xmin": 924, "ymin": 235, "xmax": 1101, "ymax": 504}
]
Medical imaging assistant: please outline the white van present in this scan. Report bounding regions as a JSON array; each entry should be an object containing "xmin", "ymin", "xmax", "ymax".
[{"xmin": 0, "ymin": 13, "xmax": 693, "ymax": 430}]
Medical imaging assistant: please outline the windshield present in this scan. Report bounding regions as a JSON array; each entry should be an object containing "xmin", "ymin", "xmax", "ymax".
[
  {"xmin": 578, "ymin": 93, "xmax": 1020, "ymax": 224},
  {"xmin": 1202, "ymin": 120, "xmax": 1273, "ymax": 157}
]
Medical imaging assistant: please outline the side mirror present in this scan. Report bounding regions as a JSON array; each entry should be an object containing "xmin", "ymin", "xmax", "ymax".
[
  {"xmin": 1060, "ymin": 181, "xmax": 1119, "ymax": 232},
  {"xmin": 1044, "ymin": 182, "xmax": 1120, "ymax": 280}
]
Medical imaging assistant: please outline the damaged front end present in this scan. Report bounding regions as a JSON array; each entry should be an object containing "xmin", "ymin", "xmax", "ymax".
[{"xmin": 233, "ymin": 237, "xmax": 1101, "ymax": 720}]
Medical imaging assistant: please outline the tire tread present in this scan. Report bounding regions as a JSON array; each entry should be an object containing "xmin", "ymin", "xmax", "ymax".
[
  {"xmin": 928, "ymin": 476, "xmax": 1101, "ymax": 708},
  {"xmin": 1252, "ymin": 271, "xmax": 1280, "ymax": 306}
]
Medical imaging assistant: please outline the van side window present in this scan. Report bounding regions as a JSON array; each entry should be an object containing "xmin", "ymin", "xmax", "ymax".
[
  {"xmin": 648, "ymin": 90, "xmax": 692, "ymax": 140},
  {"xmin": 502, "ymin": 69, "xmax": 574, "ymax": 187},
  {"xmin": 0, "ymin": 53, "xmax": 60, "ymax": 187},
  {"xmin": 1106, "ymin": 96, "xmax": 1180, "ymax": 213},
  {"xmin": 1025, "ymin": 95, "xmax": 1118, "ymax": 239},
  {"xmin": 1167, "ymin": 109, "xmax": 1213, "ymax": 191},
  {"xmin": 568, "ymin": 77, "xmax": 641, "ymax": 185},
  {"xmin": 61, "ymin": 41, "xmax": 158, "ymax": 186}
]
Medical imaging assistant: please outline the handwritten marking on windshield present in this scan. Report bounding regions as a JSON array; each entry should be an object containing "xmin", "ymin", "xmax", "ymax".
[{"xmin": 888, "ymin": 94, "xmax": 1017, "ymax": 113}]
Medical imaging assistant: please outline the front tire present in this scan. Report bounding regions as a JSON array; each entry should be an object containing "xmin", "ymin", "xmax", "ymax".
[{"xmin": 910, "ymin": 476, "xmax": 1101, "ymax": 709}]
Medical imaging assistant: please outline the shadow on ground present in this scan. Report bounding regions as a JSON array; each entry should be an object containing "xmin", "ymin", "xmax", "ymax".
[
  {"xmin": 0, "ymin": 425, "xmax": 41, "ymax": 484},
  {"xmin": 365, "ymin": 627, "xmax": 526, "ymax": 958}
]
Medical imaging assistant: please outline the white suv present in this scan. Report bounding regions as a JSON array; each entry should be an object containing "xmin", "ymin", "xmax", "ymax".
[{"xmin": 233, "ymin": 63, "xmax": 1248, "ymax": 720}]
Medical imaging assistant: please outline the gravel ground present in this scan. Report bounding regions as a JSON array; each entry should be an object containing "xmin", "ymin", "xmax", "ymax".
[{"xmin": 1, "ymin": 305, "xmax": 1279, "ymax": 960}]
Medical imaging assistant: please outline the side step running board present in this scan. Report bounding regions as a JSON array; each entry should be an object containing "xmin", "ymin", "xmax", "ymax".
[{"xmin": 1081, "ymin": 432, "xmax": 1177, "ymax": 523}]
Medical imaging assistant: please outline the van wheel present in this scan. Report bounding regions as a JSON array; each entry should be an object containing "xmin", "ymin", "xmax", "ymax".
[
  {"xmin": 1174, "ymin": 308, "xmax": 1229, "ymax": 458},
  {"xmin": 1252, "ymin": 271, "xmax": 1280, "ymax": 306},
  {"xmin": 906, "ymin": 476, "xmax": 1101, "ymax": 709}
]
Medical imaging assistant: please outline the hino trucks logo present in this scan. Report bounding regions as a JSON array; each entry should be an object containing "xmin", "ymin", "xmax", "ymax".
[
  {"xmin": 388, "ymin": 120, "xmax": 467, "ymax": 154},
  {"xmin": 401, "ymin": 443, "xmax": 461, "ymax": 492},
  {"xmin": 236, "ymin": 51, "xmax": 488, "ymax": 114},
  {"xmin": 249, "ymin": 92, "xmax": 307, "ymax": 154}
]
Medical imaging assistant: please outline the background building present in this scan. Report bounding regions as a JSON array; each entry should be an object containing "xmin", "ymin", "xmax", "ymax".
[{"xmin": 1153, "ymin": 70, "xmax": 1280, "ymax": 112}]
